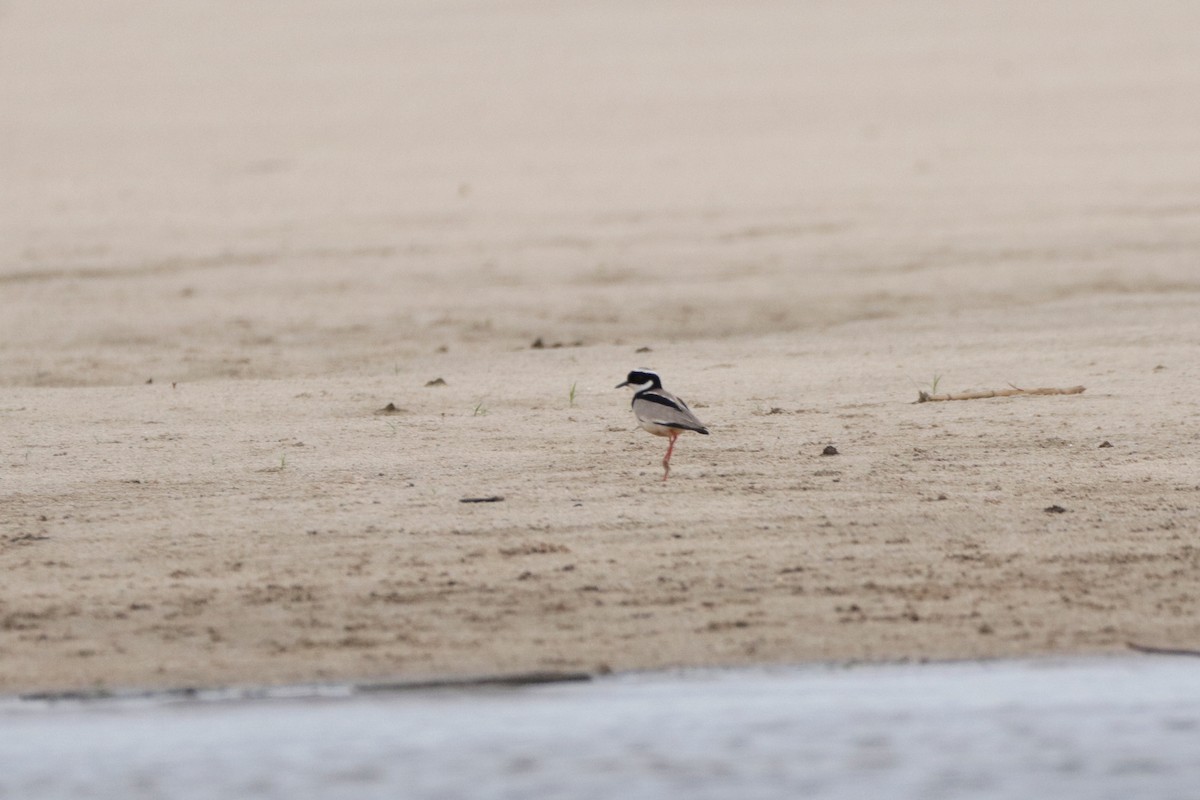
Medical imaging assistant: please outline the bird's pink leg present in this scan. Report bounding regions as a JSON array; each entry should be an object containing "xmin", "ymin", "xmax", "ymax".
[{"xmin": 662, "ymin": 432, "xmax": 678, "ymax": 481}]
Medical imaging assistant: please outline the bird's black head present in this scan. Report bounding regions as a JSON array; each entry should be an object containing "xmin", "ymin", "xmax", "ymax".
[{"xmin": 616, "ymin": 369, "xmax": 662, "ymax": 391}]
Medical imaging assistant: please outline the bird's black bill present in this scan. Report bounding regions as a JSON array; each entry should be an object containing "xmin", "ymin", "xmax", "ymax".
[{"xmin": 615, "ymin": 381, "xmax": 630, "ymax": 388}]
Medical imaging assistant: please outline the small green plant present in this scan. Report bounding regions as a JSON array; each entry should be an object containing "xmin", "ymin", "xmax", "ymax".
[
  {"xmin": 473, "ymin": 398, "xmax": 488, "ymax": 417},
  {"xmin": 910, "ymin": 372, "xmax": 946, "ymax": 403},
  {"xmin": 279, "ymin": 453, "xmax": 287, "ymax": 470},
  {"xmin": 568, "ymin": 381, "xmax": 578, "ymax": 406}
]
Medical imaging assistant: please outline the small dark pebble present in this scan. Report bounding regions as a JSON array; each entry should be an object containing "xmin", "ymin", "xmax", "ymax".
[
  {"xmin": 375, "ymin": 402, "xmax": 409, "ymax": 415},
  {"xmin": 460, "ymin": 495, "xmax": 505, "ymax": 503},
  {"xmin": 531, "ymin": 337, "xmax": 582, "ymax": 349},
  {"xmin": 635, "ymin": 346, "xmax": 652, "ymax": 353},
  {"xmin": 1099, "ymin": 440, "xmax": 1113, "ymax": 448},
  {"xmin": 821, "ymin": 445, "xmax": 840, "ymax": 456},
  {"xmin": 425, "ymin": 377, "xmax": 447, "ymax": 387},
  {"xmin": 1044, "ymin": 504, "xmax": 1068, "ymax": 514}
]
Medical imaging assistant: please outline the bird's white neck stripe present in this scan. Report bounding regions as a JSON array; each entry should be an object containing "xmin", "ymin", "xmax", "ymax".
[{"xmin": 633, "ymin": 380, "xmax": 655, "ymax": 393}]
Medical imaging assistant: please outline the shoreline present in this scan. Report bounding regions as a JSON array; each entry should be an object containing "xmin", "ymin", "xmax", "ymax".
[{"xmin": 5, "ymin": 648, "xmax": 1193, "ymax": 708}]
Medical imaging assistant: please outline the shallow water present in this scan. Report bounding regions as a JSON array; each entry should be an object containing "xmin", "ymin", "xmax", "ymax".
[{"xmin": 2, "ymin": 657, "xmax": 1198, "ymax": 800}]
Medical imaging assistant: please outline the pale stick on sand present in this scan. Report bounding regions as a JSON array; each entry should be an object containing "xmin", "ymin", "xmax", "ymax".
[{"xmin": 916, "ymin": 385, "xmax": 1086, "ymax": 403}]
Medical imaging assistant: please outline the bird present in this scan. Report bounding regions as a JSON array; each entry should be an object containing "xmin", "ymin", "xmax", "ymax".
[{"xmin": 616, "ymin": 369, "xmax": 709, "ymax": 480}]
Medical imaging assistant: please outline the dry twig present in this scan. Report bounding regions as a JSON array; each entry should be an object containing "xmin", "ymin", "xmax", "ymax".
[{"xmin": 916, "ymin": 385, "xmax": 1085, "ymax": 403}]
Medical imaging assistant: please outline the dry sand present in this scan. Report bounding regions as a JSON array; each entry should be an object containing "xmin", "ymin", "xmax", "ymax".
[{"xmin": 2, "ymin": 1, "xmax": 1199, "ymax": 694}]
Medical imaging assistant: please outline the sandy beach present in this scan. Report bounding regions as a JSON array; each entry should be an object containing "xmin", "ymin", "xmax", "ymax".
[{"xmin": 2, "ymin": 0, "xmax": 1199, "ymax": 695}]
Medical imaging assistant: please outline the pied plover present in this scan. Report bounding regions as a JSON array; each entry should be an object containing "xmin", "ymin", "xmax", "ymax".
[{"xmin": 616, "ymin": 369, "xmax": 709, "ymax": 480}]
